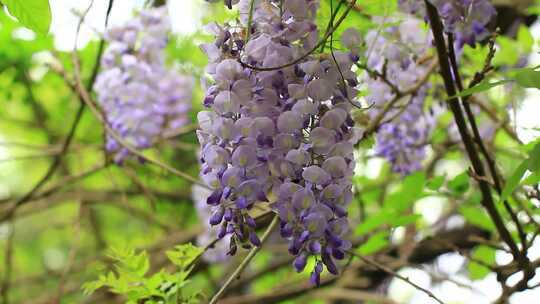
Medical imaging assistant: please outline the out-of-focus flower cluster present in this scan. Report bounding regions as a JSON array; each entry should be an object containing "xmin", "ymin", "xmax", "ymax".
[
  {"xmin": 197, "ymin": 0, "xmax": 362, "ymax": 285},
  {"xmin": 364, "ymin": 18, "xmax": 437, "ymax": 175},
  {"xmin": 95, "ymin": 7, "xmax": 193, "ymax": 163},
  {"xmin": 399, "ymin": 0, "xmax": 496, "ymax": 47}
]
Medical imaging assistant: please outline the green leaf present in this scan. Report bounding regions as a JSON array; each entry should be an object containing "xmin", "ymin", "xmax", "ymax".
[
  {"xmin": 500, "ymin": 160, "xmax": 529, "ymax": 204},
  {"xmin": 388, "ymin": 214, "xmax": 421, "ymax": 227},
  {"xmin": 523, "ymin": 172, "xmax": 540, "ymax": 185},
  {"xmin": 84, "ymin": 244, "xmax": 201, "ymax": 303},
  {"xmin": 361, "ymin": 0, "xmax": 397, "ymax": 16},
  {"xmin": 82, "ymin": 280, "xmax": 106, "ymax": 295},
  {"xmin": 493, "ymin": 37, "xmax": 521, "ymax": 66},
  {"xmin": 527, "ymin": 141, "xmax": 540, "ymax": 172},
  {"xmin": 427, "ymin": 176, "xmax": 445, "ymax": 191},
  {"xmin": 527, "ymin": 5, "xmax": 540, "ymax": 15},
  {"xmin": 459, "ymin": 206, "xmax": 495, "ymax": 231},
  {"xmin": 468, "ymin": 246, "xmax": 495, "ymax": 280},
  {"xmin": 517, "ymin": 25, "xmax": 534, "ymax": 52},
  {"xmin": 358, "ymin": 133, "xmax": 375, "ymax": 149},
  {"xmin": 385, "ymin": 171, "xmax": 425, "ymax": 212},
  {"xmin": 453, "ymin": 80, "xmax": 511, "ymax": 98},
  {"xmin": 165, "ymin": 243, "xmax": 203, "ymax": 270},
  {"xmin": 402, "ymin": 172, "xmax": 426, "ymax": 196},
  {"xmin": 357, "ymin": 231, "xmax": 390, "ymax": 255},
  {"xmin": 1, "ymin": 0, "xmax": 51, "ymax": 33},
  {"xmin": 513, "ymin": 68, "xmax": 540, "ymax": 89},
  {"xmin": 354, "ymin": 211, "xmax": 391, "ymax": 236},
  {"xmin": 448, "ymin": 172, "xmax": 470, "ymax": 194},
  {"xmin": 354, "ymin": 211, "xmax": 420, "ymax": 236}
]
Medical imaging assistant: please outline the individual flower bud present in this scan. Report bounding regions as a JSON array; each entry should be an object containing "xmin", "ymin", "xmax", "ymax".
[
  {"xmin": 293, "ymin": 253, "xmax": 308, "ymax": 272},
  {"xmin": 209, "ymin": 208, "xmax": 225, "ymax": 225},
  {"xmin": 249, "ymin": 231, "xmax": 261, "ymax": 246},
  {"xmin": 206, "ymin": 189, "xmax": 223, "ymax": 206}
]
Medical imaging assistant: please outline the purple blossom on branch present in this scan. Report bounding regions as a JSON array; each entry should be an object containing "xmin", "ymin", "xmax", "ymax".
[
  {"xmin": 198, "ymin": 0, "xmax": 361, "ymax": 284},
  {"xmin": 399, "ymin": 0, "xmax": 496, "ymax": 47},
  {"xmin": 94, "ymin": 8, "xmax": 193, "ymax": 163},
  {"xmin": 364, "ymin": 18, "xmax": 437, "ymax": 175}
]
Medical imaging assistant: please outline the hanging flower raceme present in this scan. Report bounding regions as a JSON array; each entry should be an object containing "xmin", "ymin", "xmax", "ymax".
[
  {"xmin": 198, "ymin": 0, "xmax": 361, "ymax": 285},
  {"xmin": 94, "ymin": 7, "xmax": 193, "ymax": 163},
  {"xmin": 399, "ymin": 0, "xmax": 496, "ymax": 47},
  {"xmin": 364, "ymin": 18, "xmax": 437, "ymax": 175}
]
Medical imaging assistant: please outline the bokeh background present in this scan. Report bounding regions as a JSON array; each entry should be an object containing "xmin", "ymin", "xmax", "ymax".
[{"xmin": 0, "ymin": 0, "xmax": 540, "ymax": 303}]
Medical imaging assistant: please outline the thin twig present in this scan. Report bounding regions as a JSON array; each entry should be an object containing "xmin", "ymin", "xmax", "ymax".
[
  {"xmin": 348, "ymin": 251, "xmax": 445, "ymax": 304},
  {"xmin": 55, "ymin": 201, "xmax": 84, "ymax": 301},
  {"xmin": 0, "ymin": 0, "xmax": 112, "ymax": 223},
  {"xmin": 123, "ymin": 167, "xmax": 158, "ymax": 211},
  {"xmin": 424, "ymin": 0, "xmax": 522, "ymax": 263},
  {"xmin": 245, "ymin": 0, "xmax": 255, "ymax": 43},
  {"xmin": 360, "ymin": 59, "xmax": 438, "ymax": 139},
  {"xmin": 57, "ymin": 58, "xmax": 207, "ymax": 188},
  {"xmin": 328, "ymin": 0, "xmax": 364, "ymax": 109},
  {"xmin": 312, "ymin": 287, "xmax": 398, "ymax": 304},
  {"xmin": 209, "ymin": 215, "xmax": 279, "ymax": 304},
  {"xmin": 469, "ymin": 95, "xmax": 520, "ymax": 143},
  {"xmin": 426, "ymin": 2, "xmax": 536, "ymax": 297},
  {"xmin": 446, "ymin": 33, "xmax": 527, "ymax": 250},
  {"xmin": 87, "ymin": 0, "xmax": 115, "ymax": 89},
  {"xmin": 0, "ymin": 221, "xmax": 15, "ymax": 304}
]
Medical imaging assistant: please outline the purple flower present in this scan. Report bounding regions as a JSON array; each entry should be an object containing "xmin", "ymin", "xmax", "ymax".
[
  {"xmin": 294, "ymin": 253, "xmax": 308, "ymax": 272},
  {"xmin": 198, "ymin": 0, "xmax": 358, "ymax": 283},
  {"xmin": 364, "ymin": 18, "xmax": 436, "ymax": 174},
  {"xmin": 95, "ymin": 7, "xmax": 192, "ymax": 163},
  {"xmin": 302, "ymin": 166, "xmax": 331, "ymax": 185},
  {"xmin": 310, "ymin": 261, "xmax": 324, "ymax": 286},
  {"xmin": 399, "ymin": 0, "xmax": 496, "ymax": 47}
]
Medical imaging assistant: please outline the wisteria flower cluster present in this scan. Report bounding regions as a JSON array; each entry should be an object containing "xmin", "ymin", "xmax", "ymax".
[
  {"xmin": 94, "ymin": 7, "xmax": 193, "ymax": 163},
  {"xmin": 197, "ymin": 0, "xmax": 361, "ymax": 284},
  {"xmin": 399, "ymin": 0, "xmax": 496, "ymax": 47},
  {"xmin": 364, "ymin": 18, "xmax": 437, "ymax": 175}
]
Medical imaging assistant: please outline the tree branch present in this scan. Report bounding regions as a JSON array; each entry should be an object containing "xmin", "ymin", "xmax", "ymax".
[
  {"xmin": 423, "ymin": 0, "xmax": 521, "ymax": 263},
  {"xmin": 347, "ymin": 251, "xmax": 445, "ymax": 304},
  {"xmin": 446, "ymin": 32, "xmax": 527, "ymax": 251}
]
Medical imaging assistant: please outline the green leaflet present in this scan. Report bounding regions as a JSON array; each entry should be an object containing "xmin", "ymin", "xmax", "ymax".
[
  {"xmin": 448, "ymin": 171, "xmax": 470, "ymax": 194},
  {"xmin": 468, "ymin": 246, "xmax": 495, "ymax": 280},
  {"xmin": 499, "ymin": 160, "xmax": 529, "ymax": 205},
  {"xmin": 1, "ymin": 0, "xmax": 51, "ymax": 33},
  {"xmin": 453, "ymin": 80, "xmax": 511, "ymax": 98},
  {"xmin": 527, "ymin": 141, "xmax": 540, "ymax": 172},
  {"xmin": 513, "ymin": 68, "xmax": 540, "ymax": 90},
  {"xmin": 357, "ymin": 231, "xmax": 390, "ymax": 255}
]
